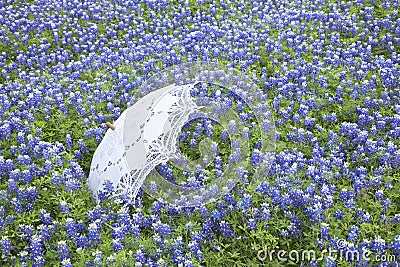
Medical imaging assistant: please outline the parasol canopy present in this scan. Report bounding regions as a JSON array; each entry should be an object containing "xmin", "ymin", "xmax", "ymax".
[{"xmin": 88, "ymin": 83, "xmax": 201, "ymax": 203}]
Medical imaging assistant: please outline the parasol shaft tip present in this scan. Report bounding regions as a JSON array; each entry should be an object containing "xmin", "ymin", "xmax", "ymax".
[{"xmin": 106, "ymin": 122, "xmax": 116, "ymax": 130}]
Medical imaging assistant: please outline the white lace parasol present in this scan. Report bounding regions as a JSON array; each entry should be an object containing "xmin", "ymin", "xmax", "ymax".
[{"xmin": 88, "ymin": 83, "xmax": 201, "ymax": 203}]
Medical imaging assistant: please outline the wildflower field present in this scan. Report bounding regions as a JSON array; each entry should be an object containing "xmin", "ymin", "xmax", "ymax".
[{"xmin": 1, "ymin": 0, "xmax": 400, "ymax": 266}]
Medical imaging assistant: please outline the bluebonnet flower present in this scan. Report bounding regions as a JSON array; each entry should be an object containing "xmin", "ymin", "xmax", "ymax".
[
  {"xmin": 256, "ymin": 181, "xmax": 271, "ymax": 195},
  {"xmin": 347, "ymin": 225, "xmax": 359, "ymax": 242},
  {"xmin": 61, "ymin": 259, "xmax": 73, "ymax": 267},
  {"xmin": 391, "ymin": 235, "xmax": 400, "ymax": 255},
  {"xmin": 237, "ymin": 193, "xmax": 252, "ymax": 210},
  {"xmin": 56, "ymin": 241, "xmax": 70, "ymax": 260},
  {"xmin": 135, "ymin": 249, "xmax": 147, "ymax": 265},
  {"xmin": 322, "ymin": 113, "xmax": 338, "ymax": 124},
  {"xmin": 33, "ymin": 255, "xmax": 46, "ymax": 266},
  {"xmin": 241, "ymin": 127, "xmax": 251, "ymax": 140},
  {"xmin": 375, "ymin": 190, "xmax": 384, "ymax": 201},
  {"xmin": 222, "ymin": 192, "xmax": 236, "ymax": 207},
  {"xmin": 304, "ymin": 117, "xmax": 316, "ymax": 129},
  {"xmin": 251, "ymin": 149, "xmax": 262, "ymax": 166},
  {"xmin": 73, "ymin": 150, "xmax": 82, "ymax": 159},
  {"xmin": 320, "ymin": 223, "xmax": 330, "ymax": 240},
  {"xmin": 228, "ymin": 149, "xmax": 242, "ymax": 163},
  {"xmin": 339, "ymin": 188, "xmax": 353, "ymax": 202},
  {"xmin": 29, "ymin": 234, "xmax": 43, "ymax": 257},
  {"xmin": 76, "ymin": 234, "xmax": 89, "ymax": 249},
  {"xmin": 344, "ymin": 199, "xmax": 356, "ymax": 210},
  {"xmin": 65, "ymin": 218, "xmax": 78, "ymax": 241},
  {"xmin": 65, "ymin": 178, "xmax": 81, "ymax": 192},
  {"xmin": 247, "ymin": 219, "xmax": 257, "ymax": 230},
  {"xmin": 228, "ymin": 120, "xmax": 237, "ymax": 134},
  {"xmin": 112, "ymin": 238, "xmax": 123, "ymax": 252},
  {"xmin": 17, "ymin": 155, "xmax": 31, "ymax": 165},
  {"xmin": 381, "ymin": 198, "xmax": 392, "ymax": 215},
  {"xmin": 293, "ymin": 113, "xmax": 301, "ymax": 123},
  {"xmin": 39, "ymin": 209, "xmax": 53, "ymax": 225},
  {"xmin": 188, "ymin": 239, "xmax": 204, "ymax": 260},
  {"xmin": 98, "ymin": 180, "xmax": 115, "ymax": 201},
  {"xmin": 370, "ymin": 236, "xmax": 387, "ymax": 253},
  {"xmin": 78, "ymin": 139, "xmax": 89, "ymax": 153},
  {"xmin": 0, "ymin": 236, "xmax": 13, "ymax": 255},
  {"xmin": 90, "ymin": 250, "xmax": 103, "ymax": 266},
  {"xmin": 88, "ymin": 222, "xmax": 101, "ymax": 244},
  {"xmin": 189, "ymin": 138, "xmax": 197, "ymax": 148},
  {"xmin": 65, "ymin": 134, "xmax": 73, "ymax": 149},
  {"xmin": 153, "ymin": 220, "xmax": 173, "ymax": 239},
  {"xmin": 59, "ymin": 201, "xmax": 71, "ymax": 214},
  {"xmin": 219, "ymin": 220, "xmax": 235, "ymax": 238}
]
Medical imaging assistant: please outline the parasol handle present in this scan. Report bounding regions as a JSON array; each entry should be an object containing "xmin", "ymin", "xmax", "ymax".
[{"xmin": 105, "ymin": 122, "xmax": 116, "ymax": 130}]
